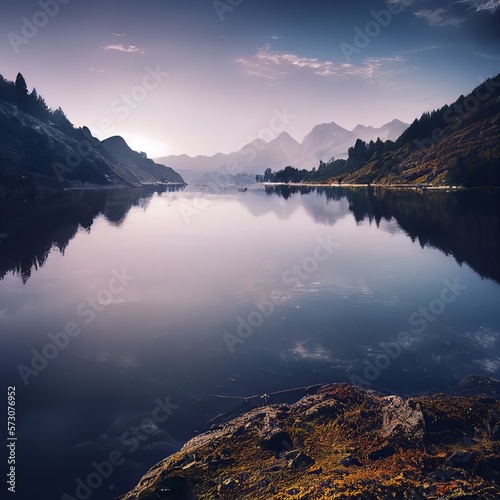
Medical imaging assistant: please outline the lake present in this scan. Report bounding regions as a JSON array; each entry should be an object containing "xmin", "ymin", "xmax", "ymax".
[{"xmin": 1, "ymin": 185, "xmax": 499, "ymax": 500}]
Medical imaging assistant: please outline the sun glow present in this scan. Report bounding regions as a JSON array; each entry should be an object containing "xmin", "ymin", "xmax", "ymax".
[{"xmin": 121, "ymin": 134, "xmax": 171, "ymax": 159}]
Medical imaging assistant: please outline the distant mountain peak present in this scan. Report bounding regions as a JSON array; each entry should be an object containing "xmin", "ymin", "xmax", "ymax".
[
  {"xmin": 352, "ymin": 124, "xmax": 375, "ymax": 132},
  {"xmin": 156, "ymin": 118, "xmax": 409, "ymax": 174},
  {"xmin": 312, "ymin": 121, "xmax": 343, "ymax": 131},
  {"xmin": 276, "ymin": 131, "xmax": 300, "ymax": 147},
  {"xmin": 268, "ymin": 74, "xmax": 500, "ymax": 187},
  {"xmin": 351, "ymin": 120, "xmax": 409, "ymax": 144},
  {"xmin": 277, "ymin": 131, "xmax": 296, "ymax": 140}
]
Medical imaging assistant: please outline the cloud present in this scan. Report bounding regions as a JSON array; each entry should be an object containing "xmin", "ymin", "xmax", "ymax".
[
  {"xmin": 389, "ymin": 0, "xmax": 500, "ymax": 13},
  {"xmin": 394, "ymin": 0, "xmax": 499, "ymax": 30},
  {"xmin": 238, "ymin": 45, "xmax": 385, "ymax": 80},
  {"xmin": 414, "ymin": 7, "xmax": 466, "ymax": 26},
  {"xmin": 473, "ymin": 51, "xmax": 500, "ymax": 59},
  {"xmin": 473, "ymin": 357, "xmax": 500, "ymax": 373},
  {"xmin": 461, "ymin": 0, "xmax": 500, "ymax": 12},
  {"xmin": 465, "ymin": 326, "xmax": 499, "ymax": 349},
  {"xmin": 408, "ymin": 0, "xmax": 499, "ymax": 27},
  {"xmin": 402, "ymin": 44, "xmax": 444, "ymax": 54},
  {"xmin": 112, "ymin": 32, "xmax": 126, "ymax": 37},
  {"xmin": 102, "ymin": 44, "xmax": 145, "ymax": 54},
  {"xmin": 286, "ymin": 340, "xmax": 335, "ymax": 363}
]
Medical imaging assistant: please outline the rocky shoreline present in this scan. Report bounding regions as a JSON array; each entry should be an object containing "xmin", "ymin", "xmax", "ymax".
[{"xmin": 118, "ymin": 375, "xmax": 500, "ymax": 499}]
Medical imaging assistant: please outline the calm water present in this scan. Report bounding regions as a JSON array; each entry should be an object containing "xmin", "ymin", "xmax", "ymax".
[{"xmin": 1, "ymin": 185, "xmax": 499, "ymax": 499}]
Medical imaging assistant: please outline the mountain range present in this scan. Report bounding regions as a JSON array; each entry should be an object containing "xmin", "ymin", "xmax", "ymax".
[
  {"xmin": 0, "ymin": 72, "xmax": 184, "ymax": 196},
  {"xmin": 156, "ymin": 120, "xmax": 408, "ymax": 179},
  {"xmin": 265, "ymin": 74, "xmax": 500, "ymax": 187},
  {"xmin": 2, "ymin": 69, "xmax": 498, "ymax": 191}
]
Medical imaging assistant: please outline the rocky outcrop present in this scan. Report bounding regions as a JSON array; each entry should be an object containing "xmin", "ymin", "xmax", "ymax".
[{"xmin": 118, "ymin": 376, "xmax": 500, "ymax": 499}]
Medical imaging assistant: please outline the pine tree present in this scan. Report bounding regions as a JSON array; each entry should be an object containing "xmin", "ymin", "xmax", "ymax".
[
  {"xmin": 27, "ymin": 88, "xmax": 50, "ymax": 121},
  {"xmin": 15, "ymin": 73, "xmax": 29, "ymax": 110},
  {"xmin": 15, "ymin": 73, "xmax": 28, "ymax": 95}
]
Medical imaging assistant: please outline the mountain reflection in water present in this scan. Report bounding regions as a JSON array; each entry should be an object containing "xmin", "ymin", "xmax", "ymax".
[{"xmin": 1, "ymin": 185, "xmax": 497, "ymax": 284}]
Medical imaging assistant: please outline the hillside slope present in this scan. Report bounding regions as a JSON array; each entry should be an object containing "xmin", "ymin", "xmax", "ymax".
[
  {"xmin": 343, "ymin": 78, "xmax": 500, "ymax": 186},
  {"xmin": 102, "ymin": 136, "xmax": 184, "ymax": 185},
  {"xmin": 264, "ymin": 75, "xmax": 500, "ymax": 187},
  {"xmin": 0, "ymin": 73, "xmax": 184, "ymax": 195}
]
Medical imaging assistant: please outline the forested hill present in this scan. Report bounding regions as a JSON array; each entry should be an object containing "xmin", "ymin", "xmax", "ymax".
[
  {"xmin": 0, "ymin": 72, "xmax": 184, "ymax": 196},
  {"xmin": 261, "ymin": 74, "xmax": 500, "ymax": 187}
]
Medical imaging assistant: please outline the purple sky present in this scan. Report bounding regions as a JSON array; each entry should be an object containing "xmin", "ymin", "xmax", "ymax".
[{"xmin": 1, "ymin": 0, "xmax": 499, "ymax": 157}]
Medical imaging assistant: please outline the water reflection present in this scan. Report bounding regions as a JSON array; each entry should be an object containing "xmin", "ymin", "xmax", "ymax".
[
  {"xmin": 262, "ymin": 186, "xmax": 500, "ymax": 284},
  {"xmin": 3, "ymin": 185, "xmax": 498, "ymax": 285},
  {"xmin": 0, "ymin": 186, "xmax": 183, "ymax": 283},
  {"xmin": 1, "ymin": 184, "xmax": 499, "ymax": 500}
]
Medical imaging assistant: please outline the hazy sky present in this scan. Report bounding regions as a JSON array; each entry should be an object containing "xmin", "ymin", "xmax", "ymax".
[{"xmin": 1, "ymin": 0, "xmax": 499, "ymax": 157}]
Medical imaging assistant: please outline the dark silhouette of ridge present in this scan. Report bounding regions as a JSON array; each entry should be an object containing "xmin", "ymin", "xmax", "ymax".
[
  {"xmin": 0, "ymin": 72, "xmax": 185, "ymax": 195},
  {"xmin": 102, "ymin": 136, "xmax": 184, "ymax": 184}
]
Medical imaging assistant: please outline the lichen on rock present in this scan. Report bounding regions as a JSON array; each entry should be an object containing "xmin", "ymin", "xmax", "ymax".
[{"xmin": 118, "ymin": 376, "xmax": 500, "ymax": 500}]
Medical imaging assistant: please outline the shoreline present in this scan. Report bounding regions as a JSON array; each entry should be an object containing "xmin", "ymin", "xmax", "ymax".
[
  {"xmin": 204, "ymin": 374, "xmax": 499, "ymax": 430},
  {"xmin": 262, "ymin": 182, "xmax": 471, "ymax": 190},
  {"xmin": 0, "ymin": 181, "xmax": 187, "ymax": 200}
]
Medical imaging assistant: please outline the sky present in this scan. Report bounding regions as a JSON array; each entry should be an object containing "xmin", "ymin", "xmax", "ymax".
[{"xmin": 0, "ymin": 0, "xmax": 499, "ymax": 157}]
